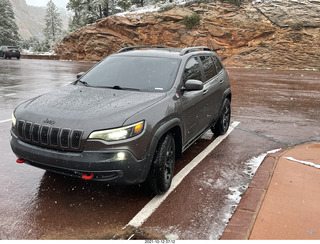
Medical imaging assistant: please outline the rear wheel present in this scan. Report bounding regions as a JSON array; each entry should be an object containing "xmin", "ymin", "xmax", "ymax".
[
  {"xmin": 212, "ymin": 98, "xmax": 231, "ymax": 136},
  {"xmin": 147, "ymin": 133, "xmax": 175, "ymax": 195}
]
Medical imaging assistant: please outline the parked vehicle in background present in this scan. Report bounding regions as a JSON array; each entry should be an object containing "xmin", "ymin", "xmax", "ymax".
[
  {"xmin": 10, "ymin": 46, "xmax": 231, "ymax": 194},
  {"xmin": 0, "ymin": 46, "xmax": 20, "ymax": 59}
]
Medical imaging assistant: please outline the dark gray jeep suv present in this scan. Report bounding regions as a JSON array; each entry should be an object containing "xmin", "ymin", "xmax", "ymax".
[{"xmin": 10, "ymin": 46, "xmax": 231, "ymax": 194}]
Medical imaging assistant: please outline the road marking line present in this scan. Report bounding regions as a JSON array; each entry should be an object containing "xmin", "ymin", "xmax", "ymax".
[
  {"xmin": 0, "ymin": 119, "xmax": 12, "ymax": 124},
  {"xmin": 126, "ymin": 121, "xmax": 240, "ymax": 228}
]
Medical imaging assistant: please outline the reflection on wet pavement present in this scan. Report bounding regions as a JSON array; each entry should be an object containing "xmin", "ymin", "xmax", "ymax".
[{"xmin": 0, "ymin": 59, "xmax": 319, "ymax": 239}]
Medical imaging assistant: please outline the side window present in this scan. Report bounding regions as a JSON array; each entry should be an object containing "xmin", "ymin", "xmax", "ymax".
[
  {"xmin": 183, "ymin": 57, "xmax": 202, "ymax": 83},
  {"xmin": 200, "ymin": 56, "xmax": 217, "ymax": 82},
  {"xmin": 213, "ymin": 56, "xmax": 223, "ymax": 73}
]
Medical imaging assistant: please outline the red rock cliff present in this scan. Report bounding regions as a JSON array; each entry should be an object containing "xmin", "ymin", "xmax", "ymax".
[{"xmin": 55, "ymin": 1, "xmax": 320, "ymax": 70}]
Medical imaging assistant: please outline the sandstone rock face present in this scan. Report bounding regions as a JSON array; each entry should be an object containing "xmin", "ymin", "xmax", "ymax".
[
  {"xmin": 55, "ymin": 1, "xmax": 320, "ymax": 70},
  {"xmin": 253, "ymin": 0, "xmax": 320, "ymax": 27}
]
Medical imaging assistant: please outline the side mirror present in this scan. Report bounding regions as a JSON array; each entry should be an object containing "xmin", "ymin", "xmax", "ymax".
[
  {"xmin": 182, "ymin": 79, "xmax": 203, "ymax": 91},
  {"xmin": 76, "ymin": 72, "xmax": 86, "ymax": 79}
]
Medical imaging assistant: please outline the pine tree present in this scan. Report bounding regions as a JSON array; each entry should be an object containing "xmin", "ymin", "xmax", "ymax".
[
  {"xmin": 67, "ymin": 0, "xmax": 126, "ymax": 31},
  {"xmin": 0, "ymin": 0, "xmax": 20, "ymax": 45},
  {"xmin": 44, "ymin": 0, "xmax": 63, "ymax": 45},
  {"xmin": 67, "ymin": 0, "xmax": 86, "ymax": 31}
]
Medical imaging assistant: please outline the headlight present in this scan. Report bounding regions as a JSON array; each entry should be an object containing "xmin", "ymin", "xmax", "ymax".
[
  {"xmin": 12, "ymin": 112, "xmax": 16, "ymax": 127},
  {"xmin": 89, "ymin": 121, "xmax": 144, "ymax": 142}
]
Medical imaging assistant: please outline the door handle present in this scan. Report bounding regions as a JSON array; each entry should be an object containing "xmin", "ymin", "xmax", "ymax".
[
  {"xmin": 219, "ymin": 79, "xmax": 224, "ymax": 84},
  {"xmin": 203, "ymin": 89, "xmax": 208, "ymax": 95}
]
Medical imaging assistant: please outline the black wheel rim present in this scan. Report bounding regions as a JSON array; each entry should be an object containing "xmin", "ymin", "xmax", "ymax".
[
  {"xmin": 222, "ymin": 105, "xmax": 230, "ymax": 132},
  {"xmin": 164, "ymin": 137, "xmax": 174, "ymax": 184}
]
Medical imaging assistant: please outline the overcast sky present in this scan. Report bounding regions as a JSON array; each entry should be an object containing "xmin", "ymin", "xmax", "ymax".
[{"xmin": 25, "ymin": 0, "xmax": 69, "ymax": 9}]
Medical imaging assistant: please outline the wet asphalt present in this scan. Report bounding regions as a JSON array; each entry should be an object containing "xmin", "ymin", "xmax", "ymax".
[{"xmin": 0, "ymin": 59, "xmax": 319, "ymax": 240}]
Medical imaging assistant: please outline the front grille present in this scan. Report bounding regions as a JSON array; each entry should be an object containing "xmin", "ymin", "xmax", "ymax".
[
  {"xmin": 61, "ymin": 129, "xmax": 70, "ymax": 148},
  {"xmin": 17, "ymin": 120, "xmax": 83, "ymax": 151},
  {"xmin": 32, "ymin": 124, "xmax": 40, "ymax": 143},
  {"xmin": 51, "ymin": 128, "xmax": 59, "ymax": 146},
  {"xmin": 72, "ymin": 130, "xmax": 82, "ymax": 148},
  {"xmin": 41, "ymin": 126, "xmax": 49, "ymax": 144}
]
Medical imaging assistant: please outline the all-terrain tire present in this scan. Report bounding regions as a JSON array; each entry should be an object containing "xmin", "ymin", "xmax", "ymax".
[
  {"xmin": 147, "ymin": 133, "xmax": 175, "ymax": 195},
  {"xmin": 212, "ymin": 98, "xmax": 231, "ymax": 136}
]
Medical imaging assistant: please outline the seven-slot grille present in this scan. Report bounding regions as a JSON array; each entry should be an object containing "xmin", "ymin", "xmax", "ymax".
[{"xmin": 17, "ymin": 120, "xmax": 83, "ymax": 151}]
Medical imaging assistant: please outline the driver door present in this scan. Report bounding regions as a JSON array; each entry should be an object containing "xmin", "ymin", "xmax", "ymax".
[{"xmin": 179, "ymin": 56, "xmax": 211, "ymax": 144}]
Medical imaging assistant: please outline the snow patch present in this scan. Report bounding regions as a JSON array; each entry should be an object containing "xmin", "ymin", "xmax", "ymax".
[
  {"xmin": 252, "ymin": 0, "xmax": 272, "ymax": 4},
  {"xmin": 222, "ymin": 149, "xmax": 281, "ymax": 231},
  {"xmin": 243, "ymin": 148, "xmax": 280, "ymax": 177},
  {"xmin": 115, "ymin": 0, "xmax": 192, "ymax": 17},
  {"xmin": 165, "ymin": 233, "xmax": 179, "ymax": 240},
  {"xmin": 115, "ymin": 5, "xmax": 160, "ymax": 17},
  {"xmin": 228, "ymin": 186, "xmax": 242, "ymax": 203},
  {"xmin": 21, "ymin": 49, "xmax": 56, "ymax": 55},
  {"xmin": 284, "ymin": 157, "xmax": 320, "ymax": 169},
  {"xmin": 252, "ymin": 0, "xmax": 264, "ymax": 4}
]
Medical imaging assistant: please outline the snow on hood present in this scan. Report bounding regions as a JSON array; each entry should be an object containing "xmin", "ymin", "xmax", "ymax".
[{"xmin": 15, "ymin": 84, "xmax": 166, "ymax": 130}]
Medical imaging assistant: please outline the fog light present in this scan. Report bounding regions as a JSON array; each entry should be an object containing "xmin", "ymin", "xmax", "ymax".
[{"xmin": 116, "ymin": 152, "xmax": 126, "ymax": 160}]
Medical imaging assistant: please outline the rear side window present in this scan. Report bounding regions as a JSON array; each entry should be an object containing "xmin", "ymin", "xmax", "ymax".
[
  {"xmin": 200, "ymin": 56, "xmax": 217, "ymax": 82},
  {"xmin": 183, "ymin": 57, "xmax": 202, "ymax": 83},
  {"xmin": 213, "ymin": 56, "xmax": 223, "ymax": 73}
]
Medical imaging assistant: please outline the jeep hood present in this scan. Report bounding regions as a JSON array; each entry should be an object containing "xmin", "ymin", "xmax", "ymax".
[{"xmin": 15, "ymin": 84, "xmax": 166, "ymax": 132}]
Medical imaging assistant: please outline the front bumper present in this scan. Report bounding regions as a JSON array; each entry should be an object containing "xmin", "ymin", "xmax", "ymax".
[{"xmin": 10, "ymin": 132, "xmax": 151, "ymax": 184}]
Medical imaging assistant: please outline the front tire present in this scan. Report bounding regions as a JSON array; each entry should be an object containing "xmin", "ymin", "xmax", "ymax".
[
  {"xmin": 147, "ymin": 133, "xmax": 175, "ymax": 195},
  {"xmin": 212, "ymin": 98, "xmax": 231, "ymax": 136}
]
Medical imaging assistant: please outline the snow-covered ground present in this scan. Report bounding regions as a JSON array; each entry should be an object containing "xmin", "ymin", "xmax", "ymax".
[
  {"xmin": 216, "ymin": 148, "xmax": 280, "ymax": 239},
  {"xmin": 284, "ymin": 156, "xmax": 320, "ymax": 169},
  {"xmin": 115, "ymin": 0, "xmax": 190, "ymax": 17},
  {"xmin": 114, "ymin": 0, "xmax": 277, "ymax": 17},
  {"xmin": 21, "ymin": 49, "xmax": 56, "ymax": 55}
]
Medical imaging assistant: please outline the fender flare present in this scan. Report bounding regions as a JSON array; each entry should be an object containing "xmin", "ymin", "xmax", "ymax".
[
  {"xmin": 141, "ymin": 118, "xmax": 182, "ymax": 180},
  {"xmin": 218, "ymin": 88, "xmax": 232, "ymax": 117}
]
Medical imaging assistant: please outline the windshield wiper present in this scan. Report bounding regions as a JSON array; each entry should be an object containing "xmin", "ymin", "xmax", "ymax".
[
  {"xmin": 112, "ymin": 85, "xmax": 123, "ymax": 90},
  {"xmin": 103, "ymin": 85, "xmax": 140, "ymax": 91},
  {"xmin": 77, "ymin": 80, "xmax": 90, "ymax": 87},
  {"xmin": 113, "ymin": 85, "xmax": 140, "ymax": 91}
]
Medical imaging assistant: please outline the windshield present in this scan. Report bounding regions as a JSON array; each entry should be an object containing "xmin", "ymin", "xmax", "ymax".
[{"xmin": 79, "ymin": 56, "xmax": 181, "ymax": 92}]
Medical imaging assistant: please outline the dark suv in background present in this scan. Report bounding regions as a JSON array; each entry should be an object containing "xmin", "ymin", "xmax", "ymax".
[
  {"xmin": 0, "ymin": 46, "xmax": 20, "ymax": 59},
  {"xmin": 10, "ymin": 46, "xmax": 231, "ymax": 194}
]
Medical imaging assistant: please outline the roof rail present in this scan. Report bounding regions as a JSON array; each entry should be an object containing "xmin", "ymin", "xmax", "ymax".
[
  {"xmin": 180, "ymin": 46, "xmax": 211, "ymax": 56},
  {"xmin": 117, "ymin": 45, "xmax": 166, "ymax": 53}
]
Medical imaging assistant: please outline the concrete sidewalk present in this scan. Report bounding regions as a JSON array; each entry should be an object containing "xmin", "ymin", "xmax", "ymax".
[{"xmin": 221, "ymin": 142, "xmax": 320, "ymax": 240}]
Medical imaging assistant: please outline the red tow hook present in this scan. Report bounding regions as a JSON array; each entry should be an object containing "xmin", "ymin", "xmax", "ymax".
[
  {"xmin": 82, "ymin": 173, "xmax": 94, "ymax": 180},
  {"xmin": 16, "ymin": 158, "xmax": 25, "ymax": 164}
]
